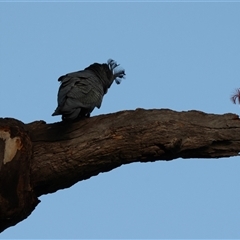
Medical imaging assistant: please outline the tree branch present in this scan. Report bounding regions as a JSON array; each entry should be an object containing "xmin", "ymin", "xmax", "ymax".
[
  {"xmin": 1, "ymin": 108, "xmax": 240, "ymax": 232},
  {"xmin": 27, "ymin": 108, "xmax": 240, "ymax": 197}
]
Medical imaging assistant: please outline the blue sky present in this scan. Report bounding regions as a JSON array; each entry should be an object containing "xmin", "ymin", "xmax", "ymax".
[{"xmin": 1, "ymin": 2, "xmax": 240, "ymax": 238}]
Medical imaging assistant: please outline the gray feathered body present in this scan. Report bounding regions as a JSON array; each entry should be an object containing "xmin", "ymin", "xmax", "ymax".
[{"xmin": 52, "ymin": 59, "xmax": 125, "ymax": 121}]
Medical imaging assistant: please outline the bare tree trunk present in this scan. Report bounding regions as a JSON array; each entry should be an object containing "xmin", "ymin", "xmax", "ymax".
[{"xmin": 1, "ymin": 108, "xmax": 240, "ymax": 232}]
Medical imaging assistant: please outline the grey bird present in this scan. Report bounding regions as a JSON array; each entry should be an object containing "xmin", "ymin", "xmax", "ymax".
[{"xmin": 52, "ymin": 59, "xmax": 125, "ymax": 121}]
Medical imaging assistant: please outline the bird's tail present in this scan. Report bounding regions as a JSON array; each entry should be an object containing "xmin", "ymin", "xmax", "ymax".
[{"xmin": 52, "ymin": 108, "xmax": 60, "ymax": 116}]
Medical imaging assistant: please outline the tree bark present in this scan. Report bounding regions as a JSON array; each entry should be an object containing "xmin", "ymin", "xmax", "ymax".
[
  {"xmin": 1, "ymin": 108, "xmax": 240, "ymax": 232},
  {"xmin": 0, "ymin": 118, "xmax": 39, "ymax": 233}
]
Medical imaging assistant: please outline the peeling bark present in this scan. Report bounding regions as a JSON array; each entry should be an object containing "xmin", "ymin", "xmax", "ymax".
[{"xmin": 1, "ymin": 108, "xmax": 240, "ymax": 232}]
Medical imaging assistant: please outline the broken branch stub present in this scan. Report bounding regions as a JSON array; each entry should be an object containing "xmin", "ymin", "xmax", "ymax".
[{"xmin": 0, "ymin": 118, "xmax": 39, "ymax": 232}]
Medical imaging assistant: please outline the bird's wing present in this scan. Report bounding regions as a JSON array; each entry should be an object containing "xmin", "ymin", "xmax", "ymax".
[
  {"xmin": 58, "ymin": 70, "xmax": 94, "ymax": 82},
  {"xmin": 57, "ymin": 72, "xmax": 104, "ymax": 114},
  {"xmin": 67, "ymin": 78, "xmax": 104, "ymax": 109}
]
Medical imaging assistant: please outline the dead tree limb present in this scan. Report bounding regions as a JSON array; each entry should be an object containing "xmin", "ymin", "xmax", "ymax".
[{"xmin": 1, "ymin": 108, "xmax": 240, "ymax": 232}]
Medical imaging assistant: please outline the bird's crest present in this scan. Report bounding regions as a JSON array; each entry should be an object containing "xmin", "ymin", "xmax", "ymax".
[
  {"xmin": 231, "ymin": 88, "xmax": 240, "ymax": 104},
  {"xmin": 107, "ymin": 59, "xmax": 126, "ymax": 84}
]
